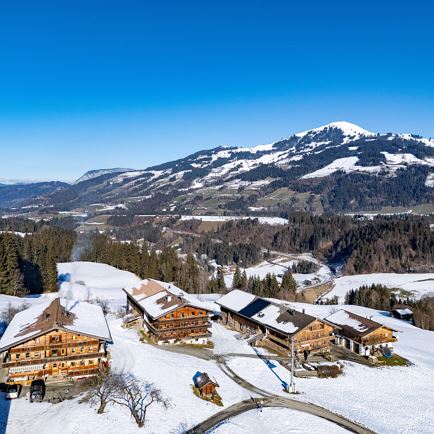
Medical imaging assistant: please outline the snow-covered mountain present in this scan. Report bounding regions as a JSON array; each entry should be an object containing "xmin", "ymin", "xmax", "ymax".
[
  {"xmin": 9, "ymin": 122, "xmax": 434, "ymax": 213},
  {"xmin": 74, "ymin": 168, "xmax": 134, "ymax": 184}
]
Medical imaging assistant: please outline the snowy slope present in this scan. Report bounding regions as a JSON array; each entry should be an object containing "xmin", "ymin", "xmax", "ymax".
[
  {"xmin": 321, "ymin": 273, "xmax": 434, "ymax": 302},
  {"xmin": 74, "ymin": 168, "xmax": 134, "ymax": 184},
  {"xmin": 211, "ymin": 407, "xmax": 348, "ymax": 434},
  {"xmin": 1, "ymin": 260, "xmax": 434, "ymax": 433},
  {"xmin": 57, "ymin": 262, "xmax": 142, "ymax": 310},
  {"xmin": 226, "ymin": 302, "xmax": 434, "ymax": 434}
]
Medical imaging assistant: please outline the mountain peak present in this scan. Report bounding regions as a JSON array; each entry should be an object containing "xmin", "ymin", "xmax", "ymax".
[{"xmin": 296, "ymin": 121, "xmax": 374, "ymax": 138}]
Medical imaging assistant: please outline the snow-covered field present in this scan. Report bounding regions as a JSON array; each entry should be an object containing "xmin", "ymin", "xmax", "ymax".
[
  {"xmin": 322, "ymin": 273, "xmax": 434, "ymax": 302},
  {"xmin": 180, "ymin": 215, "xmax": 288, "ymax": 225},
  {"xmin": 0, "ymin": 262, "xmax": 433, "ymax": 433},
  {"xmin": 223, "ymin": 255, "xmax": 332, "ymax": 289},
  {"xmin": 57, "ymin": 261, "xmax": 141, "ymax": 311},
  {"xmin": 210, "ymin": 407, "xmax": 348, "ymax": 434}
]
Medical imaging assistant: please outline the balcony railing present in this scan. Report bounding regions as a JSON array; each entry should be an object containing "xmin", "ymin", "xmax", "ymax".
[
  {"xmin": 10, "ymin": 340, "xmax": 100, "ymax": 353},
  {"xmin": 2, "ymin": 352, "xmax": 102, "ymax": 368}
]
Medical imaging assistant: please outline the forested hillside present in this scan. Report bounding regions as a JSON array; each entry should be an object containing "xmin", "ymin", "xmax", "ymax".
[
  {"xmin": 180, "ymin": 214, "xmax": 434, "ymax": 274},
  {"xmin": 0, "ymin": 219, "xmax": 75, "ymax": 295}
]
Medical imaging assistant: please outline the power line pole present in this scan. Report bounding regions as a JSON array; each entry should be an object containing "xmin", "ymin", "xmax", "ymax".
[{"xmin": 289, "ymin": 337, "xmax": 297, "ymax": 393}]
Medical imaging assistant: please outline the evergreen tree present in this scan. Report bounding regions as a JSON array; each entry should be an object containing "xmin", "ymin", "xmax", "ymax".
[
  {"xmin": 232, "ymin": 266, "xmax": 242, "ymax": 289},
  {"xmin": 281, "ymin": 270, "xmax": 297, "ymax": 294}
]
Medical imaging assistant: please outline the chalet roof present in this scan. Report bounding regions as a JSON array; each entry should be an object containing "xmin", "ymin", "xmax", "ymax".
[
  {"xmin": 124, "ymin": 279, "xmax": 167, "ymax": 299},
  {"xmin": 124, "ymin": 279, "xmax": 212, "ymax": 320},
  {"xmin": 392, "ymin": 307, "xmax": 413, "ymax": 316},
  {"xmin": 193, "ymin": 372, "xmax": 219, "ymax": 389},
  {"xmin": 325, "ymin": 309, "xmax": 389, "ymax": 337},
  {"xmin": 217, "ymin": 289, "xmax": 325, "ymax": 338},
  {"xmin": 0, "ymin": 298, "xmax": 112, "ymax": 352},
  {"xmin": 215, "ymin": 289, "xmax": 256, "ymax": 312}
]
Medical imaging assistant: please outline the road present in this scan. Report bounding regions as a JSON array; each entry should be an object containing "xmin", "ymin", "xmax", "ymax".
[{"xmin": 186, "ymin": 396, "xmax": 376, "ymax": 434}]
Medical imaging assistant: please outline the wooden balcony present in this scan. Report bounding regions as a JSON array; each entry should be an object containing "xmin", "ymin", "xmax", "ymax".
[
  {"xmin": 2, "ymin": 352, "xmax": 102, "ymax": 368},
  {"xmin": 153, "ymin": 321, "xmax": 210, "ymax": 332},
  {"xmin": 10, "ymin": 339, "xmax": 100, "ymax": 353}
]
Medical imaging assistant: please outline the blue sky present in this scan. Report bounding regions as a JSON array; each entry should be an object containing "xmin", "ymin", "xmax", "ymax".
[{"xmin": 1, "ymin": 0, "xmax": 434, "ymax": 182}]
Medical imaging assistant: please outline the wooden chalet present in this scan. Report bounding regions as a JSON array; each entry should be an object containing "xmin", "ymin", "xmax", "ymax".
[
  {"xmin": 325, "ymin": 309, "xmax": 397, "ymax": 356},
  {"xmin": 0, "ymin": 298, "xmax": 112, "ymax": 385},
  {"xmin": 391, "ymin": 306, "xmax": 413, "ymax": 321},
  {"xmin": 193, "ymin": 372, "xmax": 219, "ymax": 397},
  {"xmin": 216, "ymin": 290, "xmax": 335, "ymax": 355},
  {"xmin": 123, "ymin": 279, "xmax": 212, "ymax": 345}
]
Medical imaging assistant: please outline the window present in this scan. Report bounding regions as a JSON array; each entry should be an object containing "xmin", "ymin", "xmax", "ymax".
[
  {"xmin": 34, "ymin": 352, "xmax": 40, "ymax": 358},
  {"xmin": 53, "ymin": 363, "xmax": 57, "ymax": 368},
  {"xmin": 88, "ymin": 360, "xmax": 94, "ymax": 365},
  {"xmin": 71, "ymin": 348, "xmax": 76, "ymax": 353},
  {"xmin": 15, "ymin": 354, "xmax": 20, "ymax": 360},
  {"xmin": 61, "ymin": 349, "xmax": 65, "ymax": 355},
  {"xmin": 71, "ymin": 361, "xmax": 75, "ymax": 366},
  {"xmin": 52, "ymin": 349, "xmax": 58, "ymax": 357},
  {"xmin": 25, "ymin": 352, "xmax": 30, "ymax": 358},
  {"xmin": 61, "ymin": 363, "xmax": 65, "ymax": 368},
  {"xmin": 80, "ymin": 347, "xmax": 84, "ymax": 352},
  {"xmin": 80, "ymin": 360, "xmax": 85, "ymax": 366}
]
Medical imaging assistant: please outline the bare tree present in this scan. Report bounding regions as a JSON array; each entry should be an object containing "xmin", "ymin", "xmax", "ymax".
[
  {"xmin": 114, "ymin": 373, "xmax": 169, "ymax": 428},
  {"xmin": 1, "ymin": 302, "xmax": 31, "ymax": 327},
  {"xmin": 94, "ymin": 298, "xmax": 111, "ymax": 316},
  {"xmin": 86, "ymin": 368, "xmax": 124, "ymax": 414}
]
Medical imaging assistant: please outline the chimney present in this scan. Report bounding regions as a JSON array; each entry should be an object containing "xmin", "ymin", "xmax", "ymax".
[
  {"xmin": 165, "ymin": 294, "xmax": 172, "ymax": 302},
  {"xmin": 302, "ymin": 309, "xmax": 305, "ymax": 314}
]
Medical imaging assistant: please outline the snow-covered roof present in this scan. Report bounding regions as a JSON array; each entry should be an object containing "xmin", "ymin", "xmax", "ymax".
[
  {"xmin": 393, "ymin": 308, "xmax": 413, "ymax": 316},
  {"xmin": 251, "ymin": 304, "xmax": 299, "ymax": 334},
  {"xmin": 125, "ymin": 278, "xmax": 212, "ymax": 320},
  {"xmin": 325, "ymin": 309, "xmax": 388, "ymax": 337},
  {"xmin": 0, "ymin": 298, "xmax": 112, "ymax": 351},
  {"xmin": 215, "ymin": 289, "xmax": 256, "ymax": 312},
  {"xmin": 217, "ymin": 290, "xmax": 322, "ymax": 337}
]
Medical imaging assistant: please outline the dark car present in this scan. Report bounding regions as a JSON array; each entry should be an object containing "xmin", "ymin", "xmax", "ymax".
[
  {"xmin": 5, "ymin": 384, "xmax": 22, "ymax": 399},
  {"xmin": 29, "ymin": 380, "xmax": 45, "ymax": 403}
]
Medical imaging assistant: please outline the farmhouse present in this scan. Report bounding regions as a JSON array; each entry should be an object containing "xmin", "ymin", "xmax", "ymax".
[
  {"xmin": 216, "ymin": 290, "xmax": 335, "ymax": 355},
  {"xmin": 123, "ymin": 279, "xmax": 212, "ymax": 345},
  {"xmin": 0, "ymin": 298, "xmax": 112, "ymax": 385},
  {"xmin": 325, "ymin": 309, "xmax": 397, "ymax": 356}
]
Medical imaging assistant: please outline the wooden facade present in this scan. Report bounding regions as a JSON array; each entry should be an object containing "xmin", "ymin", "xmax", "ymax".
[
  {"xmin": 335, "ymin": 325, "xmax": 396, "ymax": 356},
  {"xmin": 326, "ymin": 309, "xmax": 397, "ymax": 356},
  {"xmin": 2, "ymin": 329, "xmax": 108, "ymax": 385},
  {"xmin": 220, "ymin": 308, "xmax": 334, "ymax": 355},
  {"xmin": 126, "ymin": 292, "xmax": 211, "ymax": 345}
]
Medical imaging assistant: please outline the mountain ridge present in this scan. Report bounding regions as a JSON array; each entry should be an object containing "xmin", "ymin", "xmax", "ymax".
[{"xmin": 3, "ymin": 121, "xmax": 434, "ymax": 213}]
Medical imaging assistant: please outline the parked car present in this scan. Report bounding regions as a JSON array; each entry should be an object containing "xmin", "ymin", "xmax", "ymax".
[
  {"xmin": 29, "ymin": 380, "xmax": 45, "ymax": 403},
  {"xmin": 5, "ymin": 384, "xmax": 22, "ymax": 399}
]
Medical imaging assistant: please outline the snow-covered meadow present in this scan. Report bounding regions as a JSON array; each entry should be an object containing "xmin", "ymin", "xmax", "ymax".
[
  {"xmin": 0, "ymin": 262, "xmax": 433, "ymax": 433},
  {"xmin": 323, "ymin": 273, "xmax": 434, "ymax": 302},
  {"xmin": 222, "ymin": 254, "xmax": 332, "ymax": 289}
]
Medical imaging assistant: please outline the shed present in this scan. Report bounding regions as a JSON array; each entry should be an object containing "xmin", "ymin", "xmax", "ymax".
[{"xmin": 193, "ymin": 371, "xmax": 219, "ymax": 397}]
